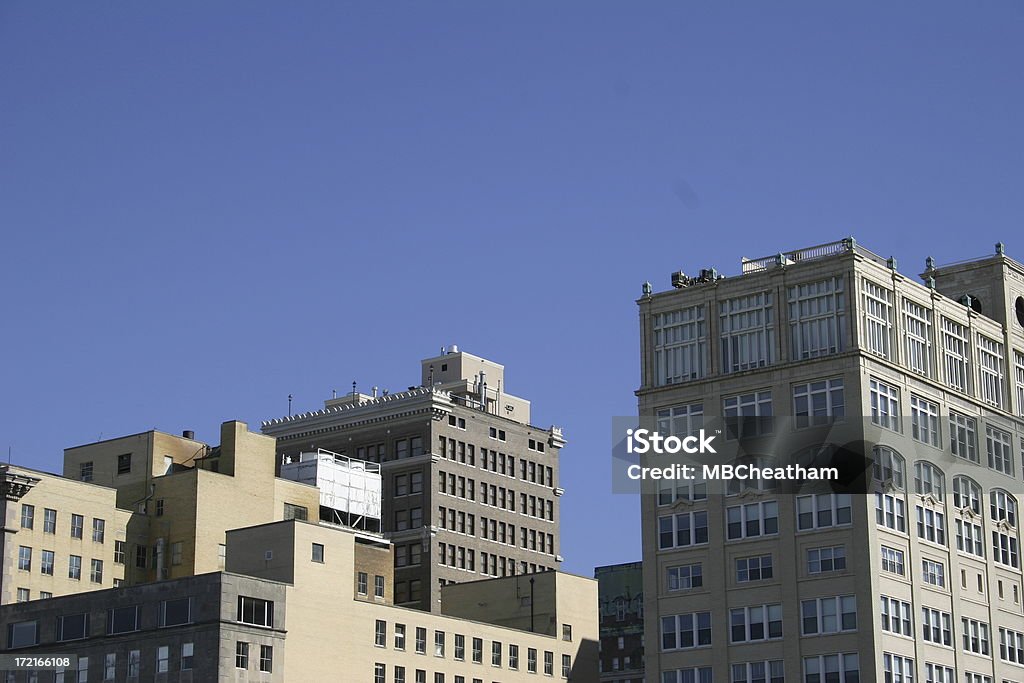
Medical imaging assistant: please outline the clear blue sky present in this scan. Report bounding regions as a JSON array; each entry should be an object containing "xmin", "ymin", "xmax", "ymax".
[{"xmin": 2, "ymin": 2, "xmax": 1023, "ymax": 575}]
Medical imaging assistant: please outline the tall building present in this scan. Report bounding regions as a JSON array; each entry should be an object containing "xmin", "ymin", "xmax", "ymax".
[
  {"xmin": 595, "ymin": 562, "xmax": 644, "ymax": 683},
  {"xmin": 637, "ymin": 240, "xmax": 1024, "ymax": 682},
  {"xmin": 261, "ymin": 347, "xmax": 567, "ymax": 611}
]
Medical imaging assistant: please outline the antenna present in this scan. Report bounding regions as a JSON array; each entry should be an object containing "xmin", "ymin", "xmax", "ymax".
[{"xmin": 288, "ymin": 394, "xmax": 293, "ymax": 417}]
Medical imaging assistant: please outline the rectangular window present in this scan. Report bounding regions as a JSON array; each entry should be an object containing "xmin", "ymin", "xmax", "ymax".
[
  {"xmin": 720, "ymin": 292, "xmax": 774, "ymax": 372},
  {"xmin": 977, "ymin": 334, "xmax": 1005, "ymax": 407},
  {"xmin": 942, "ymin": 318, "xmax": 970, "ymax": 392},
  {"xmin": 68, "ymin": 555, "xmax": 81, "ymax": 580},
  {"xmin": 237, "ymin": 596, "xmax": 274, "ymax": 627},
  {"xmin": 879, "ymin": 596, "xmax": 912, "ymax": 636},
  {"xmin": 41, "ymin": 550, "xmax": 54, "ymax": 576},
  {"xmin": 862, "ymin": 279, "xmax": 893, "ymax": 358},
  {"xmin": 667, "ymin": 563, "xmax": 703, "ymax": 591},
  {"xmin": 43, "ymin": 508, "xmax": 56, "ymax": 533},
  {"xmin": 962, "ymin": 617, "xmax": 991, "ymax": 655},
  {"xmin": 416, "ymin": 628, "xmax": 427, "ymax": 655},
  {"xmin": 561, "ymin": 654, "xmax": 571, "ymax": 678},
  {"xmin": 20, "ymin": 504, "xmax": 34, "ymax": 529},
  {"xmin": 903, "ymin": 298, "xmax": 932, "ymax": 375},
  {"xmin": 527, "ymin": 648, "xmax": 537, "ymax": 673},
  {"xmin": 127, "ymin": 651, "xmax": 140, "ymax": 678},
  {"xmin": 726, "ymin": 501, "xmax": 778, "ymax": 539},
  {"xmin": 736, "ymin": 555, "xmax": 773, "ymax": 583},
  {"xmin": 924, "ymin": 663, "xmax": 954, "ymax": 683},
  {"xmin": 1000, "ymin": 627, "xmax": 1024, "ymax": 664},
  {"xmin": 880, "ymin": 546, "xmax": 904, "ymax": 575},
  {"xmin": 103, "ymin": 653, "xmax": 115, "ymax": 681},
  {"xmin": 807, "ymin": 545, "xmax": 846, "ymax": 574},
  {"xmin": 658, "ymin": 510, "xmax": 709, "ymax": 549},
  {"xmin": 723, "ymin": 390, "xmax": 773, "ymax": 439},
  {"xmin": 793, "ymin": 378, "xmax": 844, "ymax": 427},
  {"xmin": 910, "ymin": 395, "xmax": 940, "ymax": 447},
  {"xmin": 17, "ymin": 546, "xmax": 31, "ymax": 571},
  {"xmin": 869, "ymin": 379, "xmax": 900, "ymax": 432},
  {"xmin": 92, "ymin": 518, "xmax": 105, "ymax": 543},
  {"xmin": 957, "ymin": 519, "xmax": 985, "ymax": 557},
  {"xmin": 434, "ymin": 630, "xmax": 445, "ymax": 657},
  {"xmin": 160, "ymin": 597, "xmax": 192, "ymax": 627},
  {"xmin": 259, "ymin": 645, "xmax": 273, "ymax": 673},
  {"xmin": 16, "ymin": 588, "xmax": 29, "ymax": 603},
  {"xmin": 114, "ymin": 540, "xmax": 125, "ymax": 565},
  {"xmin": 661, "ymin": 611, "xmax": 712, "ymax": 650},
  {"xmin": 375, "ymin": 574, "xmax": 385, "ymax": 598},
  {"xmin": 922, "ymin": 559, "xmax": 945, "ymax": 587},
  {"xmin": 181, "ymin": 643, "xmax": 194, "ymax": 671},
  {"xmin": 235, "ymin": 642, "xmax": 248, "ymax": 669},
  {"xmin": 57, "ymin": 613, "xmax": 89, "ymax": 642},
  {"xmin": 90, "ymin": 559, "xmax": 103, "ymax": 583},
  {"xmin": 801, "ymin": 595, "xmax": 857, "ymax": 635},
  {"xmin": 71, "ymin": 514, "xmax": 83, "ymax": 539},
  {"xmin": 453, "ymin": 633, "xmax": 463, "ymax": 660},
  {"xmin": 950, "ymin": 411, "xmax": 978, "ymax": 462},
  {"xmin": 789, "ymin": 276, "xmax": 845, "ymax": 359},
  {"xmin": 491, "ymin": 640, "xmax": 501, "ymax": 666},
  {"xmin": 544, "ymin": 651, "xmax": 554, "ymax": 676},
  {"xmin": 375, "ymin": 620, "xmax": 387, "ymax": 647},
  {"xmin": 653, "ymin": 306, "xmax": 707, "ymax": 385},
  {"xmin": 882, "ymin": 653, "xmax": 914, "ymax": 683},
  {"xmin": 106, "ymin": 605, "xmax": 139, "ymax": 634},
  {"xmin": 358, "ymin": 571, "xmax": 368, "ymax": 595},
  {"xmin": 7, "ymin": 620, "xmax": 39, "ymax": 648},
  {"xmin": 732, "ymin": 661, "xmax": 783, "ymax": 683},
  {"xmin": 80, "ymin": 462, "xmax": 93, "ymax": 482},
  {"xmin": 471, "ymin": 637, "xmax": 482, "ymax": 663},
  {"xmin": 730, "ymin": 604, "xmax": 783, "ymax": 642},
  {"xmin": 921, "ymin": 607, "xmax": 952, "ymax": 646},
  {"xmin": 875, "ymin": 493, "xmax": 906, "ymax": 533},
  {"xmin": 1016, "ymin": 351, "xmax": 1024, "ymax": 417},
  {"xmin": 117, "ymin": 453, "xmax": 132, "ymax": 475},
  {"xmin": 510, "ymin": 643, "xmax": 519, "ymax": 669},
  {"xmin": 797, "ymin": 493, "xmax": 852, "ymax": 530},
  {"xmin": 987, "ymin": 426, "xmax": 1013, "ymax": 475},
  {"xmin": 916, "ymin": 506, "xmax": 946, "ymax": 545}
]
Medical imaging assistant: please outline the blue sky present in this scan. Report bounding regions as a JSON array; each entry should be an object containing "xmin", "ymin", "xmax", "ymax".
[{"xmin": 2, "ymin": 2, "xmax": 1023, "ymax": 575}]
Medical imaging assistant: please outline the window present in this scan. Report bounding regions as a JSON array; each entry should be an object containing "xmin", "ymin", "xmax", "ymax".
[
  {"xmin": 921, "ymin": 607, "xmax": 952, "ymax": 646},
  {"xmin": 113, "ymin": 540, "xmax": 125, "ymax": 565},
  {"xmin": 914, "ymin": 461, "xmax": 944, "ymax": 497},
  {"xmin": 358, "ymin": 571, "xmax": 368, "ymax": 595},
  {"xmin": 375, "ymin": 620, "xmax": 387, "ymax": 647},
  {"xmin": 942, "ymin": 318, "xmax": 970, "ymax": 391},
  {"xmin": 283, "ymin": 502, "xmax": 308, "ymax": 520},
  {"xmin": 375, "ymin": 575, "xmax": 385, "ymax": 598},
  {"xmin": 797, "ymin": 493, "xmax": 851, "ymax": 530},
  {"xmin": 869, "ymin": 380, "xmax": 900, "ymax": 431},
  {"xmin": 561, "ymin": 624, "xmax": 571, "ymax": 642},
  {"xmin": 155, "ymin": 499, "xmax": 164, "ymax": 516},
  {"xmin": 663, "ymin": 670, "xmax": 713, "ymax": 683},
  {"xmin": 653, "ymin": 306, "xmax": 707, "ymax": 384},
  {"xmin": 879, "ymin": 596, "xmax": 912, "ymax": 636},
  {"xmin": 181, "ymin": 643, "xmax": 194, "ymax": 671},
  {"xmin": 155, "ymin": 646, "xmax": 169, "ymax": 673},
  {"xmin": 949, "ymin": 412, "xmax": 979, "ymax": 463},
  {"xmin": 7, "ymin": 620, "xmax": 39, "ymax": 648},
  {"xmin": 79, "ymin": 461, "xmax": 93, "ymax": 482},
  {"xmin": 20, "ymin": 504, "xmax": 34, "ymax": 529},
  {"xmin": 922, "ymin": 559, "xmax": 945, "ymax": 587},
  {"xmin": 561, "ymin": 654, "xmax": 571, "ymax": 678},
  {"xmin": 957, "ymin": 518, "xmax": 985, "ymax": 557},
  {"xmin": 452, "ymin": 633, "xmax": 463, "ymax": 659},
  {"xmin": 880, "ymin": 546, "xmax": 904, "ymax": 575},
  {"xmin": 106, "ymin": 605, "xmax": 139, "ymax": 634},
  {"xmin": 730, "ymin": 604, "xmax": 782, "ymax": 642},
  {"xmin": 658, "ymin": 511, "xmax": 709, "ymax": 549},
  {"xmin": 733, "ymin": 662, "xmax": 783, "ymax": 683},
  {"xmin": 875, "ymin": 492, "xmax": 906, "ymax": 533},
  {"xmin": 962, "ymin": 617, "xmax": 990, "ymax": 655},
  {"xmin": 1000, "ymin": 627, "xmax": 1024, "ymax": 664},
  {"xmin": 723, "ymin": 391, "xmax": 773, "ymax": 438},
  {"xmin": 471, "ymin": 636, "xmax": 482, "ymax": 663},
  {"xmin": 911, "ymin": 396, "xmax": 940, "ymax": 446},
  {"xmin": 491, "ymin": 640, "xmax": 501, "ymax": 666},
  {"xmin": 43, "ymin": 508, "xmax": 56, "ymax": 533},
  {"xmin": 237, "ymin": 596, "xmax": 274, "ymax": 627},
  {"xmin": 667, "ymin": 563, "xmax": 703, "ymax": 590},
  {"xmin": 127, "ymin": 650, "xmax": 140, "ymax": 678},
  {"xmin": 236, "ymin": 641, "xmax": 249, "ymax": 669},
  {"xmin": 38, "ymin": 549, "xmax": 54, "ymax": 576},
  {"xmin": 793, "ymin": 378, "xmax": 845, "ymax": 427},
  {"xmin": 527, "ymin": 648, "xmax": 537, "ymax": 673},
  {"xmin": 953, "ymin": 475, "xmax": 981, "ymax": 513},
  {"xmin": 414, "ymin": 627, "xmax": 427, "ymax": 654},
  {"xmin": 395, "ymin": 667, "xmax": 406, "ymax": 683},
  {"xmin": 726, "ymin": 501, "xmax": 778, "ymax": 539},
  {"xmin": 90, "ymin": 559, "xmax": 103, "ymax": 583},
  {"xmin": 882, "ymin": 653, "xmax": 914, "ymax": 683},
  {"xmin": 861, "ymin": 280, "xmax": 893, "ymax": 358},
  {"xmin": 71, "ymin": 514, "xmax": 83, "ymax": 539},
  {"xmin": 434, "ymin": 630, "xmax": 445, "ymax": 657},
  {"xmin": 923, "ymin": 663, "xmax": 953, "ymax": 683},
  {"xmin": 160, "ymin": 597, "xmax": 192, "ymax": 626},
  {"xmin": 903, "ymin": 298, "xmax": 932, "ymax": 375},
  {"xmin": 916, "ymin": 506, "xmax": 946, "ymax": 545},
  {"xmin": 987, "ymin": 426, "xmax": 1014, "ymax": 475},
  {"xmin": 57, "ymin": 613, "xmax": 89, "ymax": 642},
  {"xmin": 16, "ymin": 588, "xmax": 29, "ymax": 603},
  {"xmin": 736, "ymin": 555, "xmax": 773, "ymax": 582},
  {"xmin": 69, "ymin": 555, "xmax": 81, "ymax": 580},
  {"xmin": 544, "ymin": 651, "xmax": 554, "ymax": 676},
  {"xmin": 103, "ymin": 653, "xmax": 115, "ymax": 681},
  {"xmin": 92, "ymin": 518, "xmax": 105, "ymax": 543},
  {"xmin": 991, "ymin": 489, "xmax": 1019, "ymax": 568},
  {"xmin": 978, "ymin": 334, "xmax": 1005, "ymax": 407},
  {"xmin": 801, "ymin": 596, "xmax": 857, "ymax": 635},
  {"xmin": 721, "ymin": 292, "xmax": 774, "ymax": 372},
  {"xmin": 807, "ymin": 545, "xmax": 846, "ymax": 574},
  {"xmin": 17, "ymin": 546, "xmax": 31, "ymax": 571},
  {"xmin": 789, "ymin": 277, "xmax": 845, "ymax": 359},
  {"xmin": 661, "ymin": 611, "xmax": 712, "ymax": 650},
  {"xmin": 117, "ymin": 453, "xmax": 132, "ymax": 475}
]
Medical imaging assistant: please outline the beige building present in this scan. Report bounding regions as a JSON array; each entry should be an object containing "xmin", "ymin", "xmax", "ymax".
[
  {"xmin": 0, "ymin": 517, "xmax": 599, "ymax": 682},
  {"xmin": 637, "ymin": 240, "xmax": 1024, "ymax": 682},
  {"xmin": 262, "ymin": 347, "xmax": 567, "ymax": 612},
  {"xmin": 1, "ymin": 466, "xmax": 131, "ymax": 605}
]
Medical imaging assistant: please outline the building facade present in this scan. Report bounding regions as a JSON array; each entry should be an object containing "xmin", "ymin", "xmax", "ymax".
[
  {"xmin": 0, "ymin": 518, "xmax": 599, "ymax": 682},
  {"xmin": 637, "ymin": 240, "xmax": 1024, "ymax": 682},
  {"xmin": 595, "ymin": 562, "xmax": 644, "ymax": 683},
  {"xmin": 261, "ymin": 348, "xmax": 567, "ymax": 611}
]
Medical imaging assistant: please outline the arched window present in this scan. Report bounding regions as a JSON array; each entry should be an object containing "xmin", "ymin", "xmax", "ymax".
[
  {"xmin": 873, "ymin": 447, "xmax": 905, "ymax": 489},
  {"xmin": 952, "ymin": 476, "xmax": 982, "ymax": 514},
  {"xmin": 991, "ymin": 489, "xmax": 1020, "ymax": 569},
  {"xmin": 727, "ymin": 455, "xmax": 780, "ymax": 495},
  {"xmin": 913, "ymin": 462, "xmax": 945, "ymax": 497}
]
